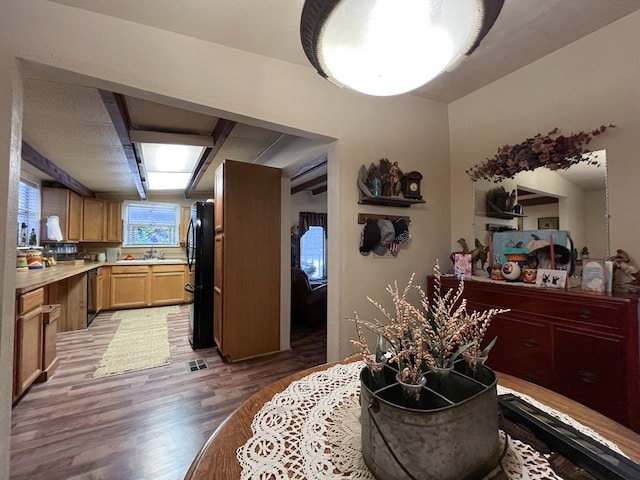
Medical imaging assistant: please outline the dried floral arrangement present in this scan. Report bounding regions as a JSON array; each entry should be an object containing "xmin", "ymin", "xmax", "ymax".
[
  {"xmin": 351, "ymin": 262, "xmax": 509, "ymax": 385},
  {"xmin": 466, "ymin": 125, "xmax": 614, "ymax": 182}
]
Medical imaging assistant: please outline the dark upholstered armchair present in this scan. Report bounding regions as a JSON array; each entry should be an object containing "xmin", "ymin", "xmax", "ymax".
[{"xmin": 291, "ymin": 268, "xmax": 327, "ymax": 326}]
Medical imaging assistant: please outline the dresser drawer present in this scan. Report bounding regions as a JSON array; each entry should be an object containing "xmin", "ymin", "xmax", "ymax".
[
  {"xmin": 17, "ymin": 288, "xmax": 44, "ymax": 315},
  {"xmin": 485, "ymin": 315, "xmax": 552, "ymax": 386},
  {"xmin": 532, "ymin": 298, "xmax": 629, "ymax": 331}
]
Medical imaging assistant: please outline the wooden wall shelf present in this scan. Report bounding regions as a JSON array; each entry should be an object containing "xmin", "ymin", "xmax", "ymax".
[
  {"xmin": 358, "ymin": 196, "xmax": 424, "ymax": 208},
  {"xmin": 357, "ymin": 213, "xmax": 411, "ymax": 225}
]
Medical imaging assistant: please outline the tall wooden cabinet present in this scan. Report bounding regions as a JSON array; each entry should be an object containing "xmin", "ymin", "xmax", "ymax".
[
  {"xmin": 428, "ymin": 276, "xmax": 640, "ymax": 433},
  {"xmin": 214, "ymin": 160, "xmax": 281, "ymax": 361}
]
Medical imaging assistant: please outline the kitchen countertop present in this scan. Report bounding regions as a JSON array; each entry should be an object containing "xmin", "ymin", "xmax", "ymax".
[{"xmin": 14, "ymin": 259, "xmax": 187, "ymax": 294}]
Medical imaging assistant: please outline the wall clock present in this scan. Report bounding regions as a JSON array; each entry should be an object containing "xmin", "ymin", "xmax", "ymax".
[{"xmin": 400, "ymin": 171, "xmax": 423, "ymax": 199}]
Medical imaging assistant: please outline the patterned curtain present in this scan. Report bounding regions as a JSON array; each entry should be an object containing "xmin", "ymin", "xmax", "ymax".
[{"xmin": 299, "ymin": 211, "xmax": 327, "ymax": 237}]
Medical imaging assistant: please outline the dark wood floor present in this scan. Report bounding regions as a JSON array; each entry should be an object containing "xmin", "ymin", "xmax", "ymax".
[{"xmin": 10, "ymin": 305, "xmax": 327, "ymax": 480}]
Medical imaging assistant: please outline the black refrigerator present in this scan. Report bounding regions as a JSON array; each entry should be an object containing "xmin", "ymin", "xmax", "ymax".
[{"xmin": 185, "ymin": 201, "xmax": 215, "ymax": 349}]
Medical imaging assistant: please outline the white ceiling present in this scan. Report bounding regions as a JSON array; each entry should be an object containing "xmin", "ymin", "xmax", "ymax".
[{"xmin": 21, "ymin": 0, "xmax": 640, "ymax": 198}]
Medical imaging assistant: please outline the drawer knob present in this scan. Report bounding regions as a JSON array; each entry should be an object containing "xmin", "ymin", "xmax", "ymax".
[
  {"xmin": 523, "ymin": 338, "xmax": 538, "ymax": 348},
  {"xmin": 578, "ymin": 309, "xmax": 593, "ymax": 319},
  {"xmin": 578, "ymin": 370, "xmax": 598, "ymax": 384}
]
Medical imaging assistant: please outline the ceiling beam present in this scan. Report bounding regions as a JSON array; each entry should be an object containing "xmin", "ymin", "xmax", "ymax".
[
  {"xmin": 21, "ymin": 141, "xmax": 95, "ymax": 197},
  {"xmin": 291, "ymin": 174, "xmax": 327, "ymax": 195},
  {"xmin": 184, "ymin": 119, "xmax": 236, "ymax": 198},
  {"xmin": 290, "ymin": 153, "xmax": 327, "ymax": 180},
  {"xmin": 98, "ymin": 90, "xmax": 147, "ymax": 200},
  {"xmin": 311, "ymin": 184, "xmax": 327, "ymax": 195}
]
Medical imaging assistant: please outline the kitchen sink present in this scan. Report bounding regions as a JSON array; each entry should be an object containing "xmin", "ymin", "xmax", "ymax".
[{"xmin": 115, "ymin": 258, "xmax": 184, "ymax": 264}]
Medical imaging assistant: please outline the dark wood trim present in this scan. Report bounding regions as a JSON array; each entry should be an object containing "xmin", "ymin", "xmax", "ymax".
[
  {"xmin": 519, "ymin": 196, "xmax": 559, "ymax": 207},
  {"xmin": 98, "ymin": 90, "xmax": 146, "ymax": 200},
  {"xmin": 311, "ymin": 185, "xmax": 327, "ymax": 195},
  {"xmin": 290, "ymin": 154, "xmax": 327, "ymax": 181},
  {"xmin": 357, "ymin": 213, "xmax": 411, "ymax": 224},
  {"xmin": 358, "ymin": 196, "xmax": 425, "ymax": 208},
  {"xmin": 21, "ymin": 141, "xmax": 94, "ymax": 197},
  {"xmin": 185, "ymin": 119, "xmax": 236, "ymax": 198},
  {"xmin": 291, "ymin": 174, "xmax": 327, "ymax": 195}
]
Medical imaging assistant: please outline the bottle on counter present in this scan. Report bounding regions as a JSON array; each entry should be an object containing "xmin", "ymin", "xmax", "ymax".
[{"xmin": 29, "ymin": 228, "xmax": 37, "ymax": 246}]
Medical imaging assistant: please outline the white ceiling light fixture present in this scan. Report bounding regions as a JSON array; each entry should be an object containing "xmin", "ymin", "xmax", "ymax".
[{"xmin": 300, "ymin": 0, "xmax": 504, "ymax": 96}]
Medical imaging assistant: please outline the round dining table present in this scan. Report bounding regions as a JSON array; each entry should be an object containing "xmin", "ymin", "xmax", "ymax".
[{"xmin": 184, "ymin": 362, "xmax": 640, "ymax": 479}]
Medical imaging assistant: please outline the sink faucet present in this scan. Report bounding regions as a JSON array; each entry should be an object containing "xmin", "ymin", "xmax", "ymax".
[{"xmin": 144, "ymin": 245, "xmax": 157, "ymax": 260}]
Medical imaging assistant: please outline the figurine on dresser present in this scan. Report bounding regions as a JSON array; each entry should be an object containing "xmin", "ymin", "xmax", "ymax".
[{"xmin": 607, "ymin": 249, "xmax": 640, "ymax": 288}]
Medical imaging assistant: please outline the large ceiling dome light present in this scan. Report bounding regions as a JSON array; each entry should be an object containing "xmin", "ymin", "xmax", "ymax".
[{"xmin": 300, "ymin": 0, "xmax": 504, "ymax": 96}]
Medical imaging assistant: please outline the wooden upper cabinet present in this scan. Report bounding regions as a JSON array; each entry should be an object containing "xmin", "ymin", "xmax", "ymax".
[
  {"xmin": 179, "ymin": 205, "xmax": 192, "ymax": 245},
  {"xmin": 82, "ymin": 197, "xmax": 106, "ymax": 241},
  {"xmin": 106, "ymin": 202, "xmax": 122, "ymax": 242},
  {"xmin": 214, "ymin": 164, "xmax": 224, "ymax": 233},
  {"xmin": 40, "ymin": 188, "xmax": 83, "ymax": 242},
  {"xmin": 67, "ymin": 191, "xmax": 83, "ymax": 241}
]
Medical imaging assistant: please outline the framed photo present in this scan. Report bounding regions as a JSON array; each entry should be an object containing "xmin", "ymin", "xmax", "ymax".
[
  {"xmin": 582, "ymin": 259, "xmax": 607, "ymax": 293},
  {"xmin": 454, "ymin": 253, "xmax": 472, "ymax": 279},
  {"xmin": 538, "ymin": 216, "xmax": 559, "ymax": 229},
  {"xmin": 536, "ymin": 268, "xmax": 567, "ymax": 289}
]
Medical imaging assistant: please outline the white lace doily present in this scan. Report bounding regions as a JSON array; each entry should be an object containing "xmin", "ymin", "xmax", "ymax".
[{"xmin": 237, "ymin": 362, "xmax": 623, "ymax": 479}]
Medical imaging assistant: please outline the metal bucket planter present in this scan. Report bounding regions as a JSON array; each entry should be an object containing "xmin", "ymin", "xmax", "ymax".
[{"xmin": 360, "ymin": 361, "xmax": 500, "ymax": 480}]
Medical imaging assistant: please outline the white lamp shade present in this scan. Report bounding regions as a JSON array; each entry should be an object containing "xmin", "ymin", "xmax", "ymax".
[{"xmin": 301, "ymin": 0, "xmax": 503, "ymax": 96}]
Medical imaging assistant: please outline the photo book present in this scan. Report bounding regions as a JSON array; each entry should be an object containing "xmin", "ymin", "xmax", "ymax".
[
  {"xmin": 581, "ymin": 259, "xmax": 612, "ymax": 293},
  {"xmin": 454, "ymin": 253, "xmax": 472, "ymax": 279}
]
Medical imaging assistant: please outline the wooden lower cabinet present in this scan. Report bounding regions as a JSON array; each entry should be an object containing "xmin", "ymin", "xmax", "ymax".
[
  {"xmin": 110, "ymin": 266, "xmax": 149, "ymax": 309},
  {"xmin": 429, "ymin": 276, "xmax": 640, "ymax": 433},
  {"xmin": 150, "ymin": 265, "xmax": 186, "ymax": 306},
  {"xmin": 36, "ymin": 304, "xmax": 60, "ymax": 383},
  {"xmin": 108, "ymin": 264, "xmax": 188, "ymax": 309},
  {"xmin": 47, "ymin": 273, "xmax": 87, "ymax": 332},
  {"xmin": 14, "ymin": 288, "xmax": 44, "ymax": 402},
  {"xmin": 97, "ymin": 266, "xmax": 110, "ymax": 312}
]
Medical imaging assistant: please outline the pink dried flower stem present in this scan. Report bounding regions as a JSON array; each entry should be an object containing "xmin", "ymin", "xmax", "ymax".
[{"xmin": 349, "ymin": 261, "xmax": 510, "ymax": 385}]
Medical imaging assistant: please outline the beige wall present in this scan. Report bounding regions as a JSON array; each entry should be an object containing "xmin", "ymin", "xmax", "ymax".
[
  {"xmin": 0, "ymin": 52, "xmax": 23, "ymax": 480},
  {"xmin": 449, "ymin": 11, "xmax": 640, "ymax": 268},
  {"xmin": 0, "ymin": 1, "xmax": 452, "ymax": 467}
]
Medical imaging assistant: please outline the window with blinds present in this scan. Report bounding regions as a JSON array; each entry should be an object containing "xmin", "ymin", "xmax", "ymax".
[
  {"xmin": 123, "ymin": 201, "xmax": 180, "ymax": 246},
  {"xmin": 18, "ymin": 180, "xmax": 41, "ymax": 246},
  {"xmin": 300, "ymin": 225, "xmax": 326, "ymax": 279}
]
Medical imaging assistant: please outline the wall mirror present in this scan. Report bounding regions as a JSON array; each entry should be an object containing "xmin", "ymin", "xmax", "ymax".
[{"xmin": 473, "ymin": 150, "xmax": 609, "ymax": 264}]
